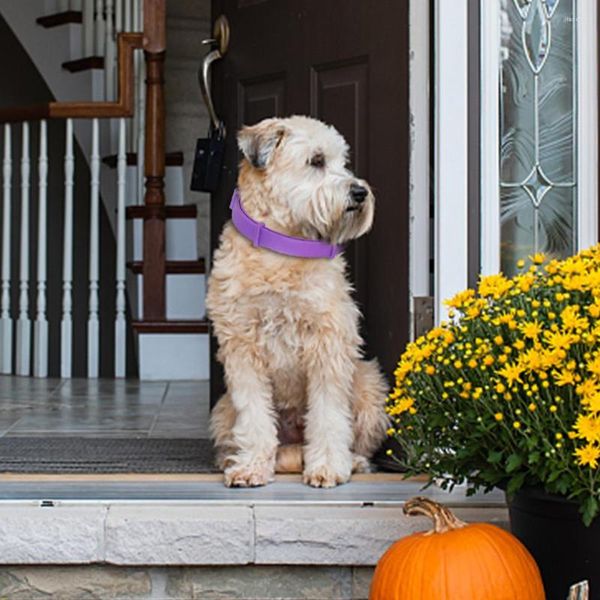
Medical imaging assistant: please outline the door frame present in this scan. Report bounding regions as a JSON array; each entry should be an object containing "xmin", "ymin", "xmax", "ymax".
[
  {"xmin": 409, "ymin": 0, "xmax": 432, "ymax": 334},
  {"xmin": 434, "ymin": 0, "xmax": 470, "ymax": 322}
]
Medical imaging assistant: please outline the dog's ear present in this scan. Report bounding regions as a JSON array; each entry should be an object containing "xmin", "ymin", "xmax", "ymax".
[{"xmin": 238, "ymin": 119, "xmax": 287, "ymax": 169}]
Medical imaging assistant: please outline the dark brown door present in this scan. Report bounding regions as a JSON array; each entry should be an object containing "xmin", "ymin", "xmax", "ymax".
[{"xmin": 210, "ymin": 0, "xmax": 410, "ymax": 404}]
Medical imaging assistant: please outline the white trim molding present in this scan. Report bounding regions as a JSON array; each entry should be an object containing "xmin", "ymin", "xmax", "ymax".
[
  {"xmin": 480, "ymin": 0, "xmax": 501, "ymax": 276},
  {"xmin": 434, "ymin": 0, "xmax": 469, "ymax": 322},
  {"xmin": 409, "ymin": 0, "xmax": 431, "ymax": 334},
  {"xmin": 577, "ymin": 0, "xmax": 598, "ymax": 250}
]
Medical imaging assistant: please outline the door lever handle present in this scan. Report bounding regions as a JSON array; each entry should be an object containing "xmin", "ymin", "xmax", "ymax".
[{"xmin": 199, "ymin": 15, "xmax": 230, "ymax": 131}]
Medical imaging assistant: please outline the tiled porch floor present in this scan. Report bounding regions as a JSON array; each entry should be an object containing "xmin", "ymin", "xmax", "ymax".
[{"xmin": 0, "ymin": 376, "xmax": 210, "ymax": 438}]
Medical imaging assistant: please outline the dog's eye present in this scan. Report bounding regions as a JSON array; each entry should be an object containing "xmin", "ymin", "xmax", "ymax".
[{"xmin": 309, "ymin": 153, "xmax": 325, "ymax": 168}]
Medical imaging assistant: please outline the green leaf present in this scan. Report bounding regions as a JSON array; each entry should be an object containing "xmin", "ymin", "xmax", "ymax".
[
  {"xmin": 547, "ymin": 469, "xmax": 562, "ymax": 483},
  {"xmin": 582, "ymin": 497, "xmax": 599, "ymax": 527},
  {"xmin": 506, "ymin": 453, "xmax": 523, "ymax": 473},
  {"xmin": 528, "ymin": 451, "xmax": 541, "ymax": 465},
  {"xmin": 488, "ymin": 450, "xmax": 503, "ymax": 464},
  {"xmin": 506, "ymin": 472, "xmax": 526, "ymax": 495}
]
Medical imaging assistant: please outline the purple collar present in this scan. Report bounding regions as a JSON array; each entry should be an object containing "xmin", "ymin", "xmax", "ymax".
[{"xmin": 229, "ymin": 189, "xmax": 343, "ymax": 259}]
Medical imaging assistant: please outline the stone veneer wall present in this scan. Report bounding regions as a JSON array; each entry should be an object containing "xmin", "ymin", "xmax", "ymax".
[
  {"xmin": 165, "ymin": 0, "xmax": 212, "ymax": 261},
  {"xmin": 0, "ymin": 565, "xmax": 374, "ymax": 600}
]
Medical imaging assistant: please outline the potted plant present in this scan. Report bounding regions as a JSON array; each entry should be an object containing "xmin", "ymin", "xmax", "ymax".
[{"xmin": 387, "ymin": 246, "xmax": 600, "ymax": 599}]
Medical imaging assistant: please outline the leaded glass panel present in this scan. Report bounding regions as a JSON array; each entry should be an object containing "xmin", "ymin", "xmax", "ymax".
[{"xmin": 499, "ymin": 0, "xmax": 577, "ymax": 276}]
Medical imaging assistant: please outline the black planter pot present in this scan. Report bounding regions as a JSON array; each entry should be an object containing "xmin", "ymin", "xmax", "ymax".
[{"xmin": 508, "ymin": 487, "xmax": 600, "ymax": 600}]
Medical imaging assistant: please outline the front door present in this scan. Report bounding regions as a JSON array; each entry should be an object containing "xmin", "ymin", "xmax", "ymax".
[{"xmin": 210, "ymin": 0, "xmax": 410, "ymax": 403}]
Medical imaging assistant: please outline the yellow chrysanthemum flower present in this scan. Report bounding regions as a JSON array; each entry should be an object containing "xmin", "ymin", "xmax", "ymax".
[
  {"xmin": 574, "ymin": 414, "xmax": 600, "ymax": 443},
  {"xmin": 478, "ymin": 274, "xmax": 512, "ymax": 299},
  {"xmin": 530, "ymin": 253, "xmax": 546, "ymax": 265},
  {"xmin": 497, "ymin": 362, "xmax": 524, "ymax": 387},
  {"xmin": 445, "ymin": 288, "xmax": 476, "ymax": 310},
  {"xmin": 520, "ymin": 321, "xmax": 542, "ymax": 339},
  {"xmin": 574, "ymin": 444, "xmax": 600, "ymax": 469}
]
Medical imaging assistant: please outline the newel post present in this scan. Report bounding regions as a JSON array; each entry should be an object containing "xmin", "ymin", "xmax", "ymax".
[{"xmin": 142, "ymin": 0, "xmax": 166, "ymax": 320}]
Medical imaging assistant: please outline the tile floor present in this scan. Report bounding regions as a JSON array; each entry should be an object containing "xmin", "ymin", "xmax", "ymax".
[{"xmin": 0, "ymin": 376, "xmax": 210, "ymax": 438}]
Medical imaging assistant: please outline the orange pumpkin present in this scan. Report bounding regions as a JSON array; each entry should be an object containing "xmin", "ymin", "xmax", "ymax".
[{"xmin": 370, "ymin": 496, "xmax": 545, "ymax": 599}]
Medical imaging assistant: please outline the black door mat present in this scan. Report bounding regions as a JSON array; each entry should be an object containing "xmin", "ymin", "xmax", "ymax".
[{"xmin": 0, "ymin": 438, "xmax": 217, "ymax": 473}]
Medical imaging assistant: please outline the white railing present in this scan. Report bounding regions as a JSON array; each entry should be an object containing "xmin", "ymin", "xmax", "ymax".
[
  {"xmin": 77, "ymin": 0, "xmax": 144, "ymax": 102},
  {"xmin": 0, "ymin": 2, "xmax": 147, "ymax": 378},
  {"xmin": 0, "ymin": 117, "xmax": 130, "ymax": 378}
]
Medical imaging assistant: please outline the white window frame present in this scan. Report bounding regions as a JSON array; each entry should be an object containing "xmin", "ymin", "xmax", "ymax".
[
  {"xmin": 434, "ymin": 0, "xmax": 469, "ymax": 322},
  {"xmin": 480, "ymin": 0, "xmax": 598, "ymax": 275}
]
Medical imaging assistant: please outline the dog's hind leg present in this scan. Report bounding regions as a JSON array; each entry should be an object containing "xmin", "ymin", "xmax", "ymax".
[
  {"xmin": 352, "ymin": 359, "xmax": 390, "ymax": 466},
  {"xmin": 209, "ymin": 392, "xmax": 238, "ymax": 470},
  {"xmin": 275, "ymin": 444, "xmax": 370, "ymax": 474}
]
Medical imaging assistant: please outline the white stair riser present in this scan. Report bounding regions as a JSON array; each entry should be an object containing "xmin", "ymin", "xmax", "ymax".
[
  {"xmin": 138, "ymin": 332, "xmax": 209, "ymax": 380},
  {"xmin": 123, "ymin": 164, "xmax": 186, "ymax": 207},
  {"xmin": 65, "ymin": 23, "xmax": 83, "ymax": 61},
  {"xmin": 131, "ymin": 218, "xmax": 198, "ymax": 261},
  {"xmin": 135, "ymin": 274, "xmax": 206, "ymax": 320}
]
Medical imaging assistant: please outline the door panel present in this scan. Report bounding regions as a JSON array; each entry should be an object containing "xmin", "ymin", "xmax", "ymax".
[
  {"xmin": 210, "ymin": 0, "xmax": 409, "ymax": 405},
  {"xmin": 238, "ymin": 76, "xmax": 286, "ymax": 125}
]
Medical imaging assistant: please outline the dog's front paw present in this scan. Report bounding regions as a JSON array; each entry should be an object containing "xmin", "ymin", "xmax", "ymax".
[
  {"xmin": 224, "ymin": 463, "xmax": 274, "ymax": 488},
  {"xmin": 303, "ymin": 464, "xmax": 351, "ymax": 488}
]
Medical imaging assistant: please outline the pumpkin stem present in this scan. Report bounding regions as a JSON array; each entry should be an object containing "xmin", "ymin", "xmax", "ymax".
[{"xmin": 403, "ymin": 496, "xmax": 468, "ymax": 535}]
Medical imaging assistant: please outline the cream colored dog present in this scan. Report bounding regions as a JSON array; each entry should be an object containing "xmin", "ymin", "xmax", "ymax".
[{"xmin": 207, "ymin": 116, "xmax": 388, "ymax": 488}]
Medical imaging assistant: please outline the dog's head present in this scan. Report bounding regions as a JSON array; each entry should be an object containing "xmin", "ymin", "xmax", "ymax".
[{"xmin": 237, "ymin": 116, "xmax": 374, "ymax": 244}]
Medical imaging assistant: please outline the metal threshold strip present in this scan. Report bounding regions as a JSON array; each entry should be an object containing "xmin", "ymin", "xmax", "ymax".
[{"xmin": 0, "ymin": 473, "xmax": 506, "ymax": 506}]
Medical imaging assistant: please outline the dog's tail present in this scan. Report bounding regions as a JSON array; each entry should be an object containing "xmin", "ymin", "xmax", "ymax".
[{"xmin": 275, "ymin": 444, "xmax": 303, "ymax": 473}]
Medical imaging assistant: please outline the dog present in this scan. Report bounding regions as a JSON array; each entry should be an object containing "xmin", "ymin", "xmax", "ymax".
[{"xmin": 207, "ymin": 116, "xmax": 389, "ymax": 488}]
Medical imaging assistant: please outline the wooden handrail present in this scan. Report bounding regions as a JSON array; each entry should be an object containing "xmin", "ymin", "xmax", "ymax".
[{"xmin": 0, "ymin": 33, "xmax": 143, "ymax": 124}]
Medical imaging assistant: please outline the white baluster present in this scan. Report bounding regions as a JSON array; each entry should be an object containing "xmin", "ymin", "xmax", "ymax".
[
  {"xmin": 115, "ymin": 0, "xmax": 123, "ymax": 33},
  {"xmin": 33, "ymin": 120, "xmax": 48, "ymax": 378},
  {"xmin": 61, "ymin": 119, "xmax": 74, "ymax": 378},
  {"xmin": 16, "ymin": 122, "xmax": 31, "ymax": 376},
  {"xmin": 95, "ymin": 0, "xmax": 106, "ymax": 57},
  {"xmin": 82, "ymin": 0, "xmax": 94, "ymax": 57},
  {"xmin": 105, "ymin": 0, "xmax": 115, "ymax": 100},
  {"xmin": 88, "ymin": 118, "xmax": 100, "ymax": 378},
  {"xmin": 115, "ymin": 118, "xmax": 126, "ymax": 377},
  {"xmin": 133, "ymin": 0, "xmax": 141, "ymax": 31},
  {"xmin": 0, "ymin": 125, "xmax": 12, "ymax": 374},
  {"xmin": 124, "ymin": 0, "xmax": 132, "ymax": 32}
]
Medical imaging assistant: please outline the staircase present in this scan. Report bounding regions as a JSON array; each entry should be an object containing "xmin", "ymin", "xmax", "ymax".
[{"xmin": 0, "ymin": 0, "xmax": 209, "ymax": 380}]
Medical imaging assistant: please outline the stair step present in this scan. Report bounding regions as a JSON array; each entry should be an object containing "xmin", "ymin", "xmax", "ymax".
[
  {"xmin": 62, "ymin": 56, "xmax": 104, "ymax": 72},
  {"xmin": 103, "ymin": 151, "xmax": 184, "ymax": 168},
  {"xmin": 37, "ymin": 11, "xmax": 82, "ymax": 27},
  {"xmin": 132, "ymin": 320, "xmax": 209, "ymax": 334},
  {"xmin": 127, "ymin": 259, "xmax": 206, "ymax": 274},
  {"xmin": 126, "ymin": 205, "xmax": 197, "ymax": 220}
]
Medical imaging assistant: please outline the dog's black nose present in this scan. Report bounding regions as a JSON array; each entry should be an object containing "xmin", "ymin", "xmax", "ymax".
[{"xmin": 350, "ymin": 183, "xmax": 368, "ymax": 203}]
